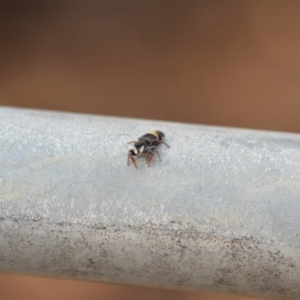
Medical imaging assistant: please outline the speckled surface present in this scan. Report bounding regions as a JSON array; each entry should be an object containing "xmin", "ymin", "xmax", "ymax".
[{"xmin": 1, "ymin": 107, "xmax": 300, "ymax": 299}]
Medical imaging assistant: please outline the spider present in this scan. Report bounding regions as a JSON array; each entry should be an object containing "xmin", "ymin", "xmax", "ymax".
[{"xmin": 127, "ymin": 131, "xmax": 170, "ymax": 169}]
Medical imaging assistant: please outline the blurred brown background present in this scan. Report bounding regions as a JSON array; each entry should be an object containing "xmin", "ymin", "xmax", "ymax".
[{"xmin": 1, "ymin": 0, "xmax": 299, "ymax": 299}]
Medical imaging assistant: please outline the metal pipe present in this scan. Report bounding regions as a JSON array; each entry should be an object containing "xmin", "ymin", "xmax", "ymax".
[{"xmin": 1, "ymin": 107, "xmax": 300, "ymax": 299}]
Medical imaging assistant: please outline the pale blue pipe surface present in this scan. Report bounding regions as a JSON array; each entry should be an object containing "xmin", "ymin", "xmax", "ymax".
[{"xmin": 1, "ymin": 107, "xmax": 300, "ymax": 299}]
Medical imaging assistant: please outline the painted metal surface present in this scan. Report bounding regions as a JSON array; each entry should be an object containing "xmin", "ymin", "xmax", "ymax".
[{"xmin": 0, "ymin": 107, "xmax": 300, "ymax": 299}]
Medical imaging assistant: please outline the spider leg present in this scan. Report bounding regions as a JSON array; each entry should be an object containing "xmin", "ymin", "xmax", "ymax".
[
  {"xmin": 155, "ymin": 147, "xmax": 161, "ymax": 161},
  {"xmin": 127, "ymin": 152, "xmax": 138, "ymax": 169},
  {"xmin": 127, "ymin": 141, "xmax": 137, "ymax": 144},
  {"xmin": 161, "ymin": 141, "xmax": 170, "ymax": 148},
  {"xmin": 150, "ymin": 139, "xmax": 170, "ymax": 148},
  {"xmin": 146, "ymin": 149, "xmax": 154, "ymax": 167}
]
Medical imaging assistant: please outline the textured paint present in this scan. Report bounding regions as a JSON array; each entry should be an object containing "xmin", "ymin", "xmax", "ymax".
[{"xmin": 0, "ymin": 107, "xmax": 300, "ymax": 299}]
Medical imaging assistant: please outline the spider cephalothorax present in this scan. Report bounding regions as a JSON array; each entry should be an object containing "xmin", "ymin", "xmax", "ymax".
[{"xmin": 127, "ymin": 131, "xmax": 170, "ymax": 169}]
